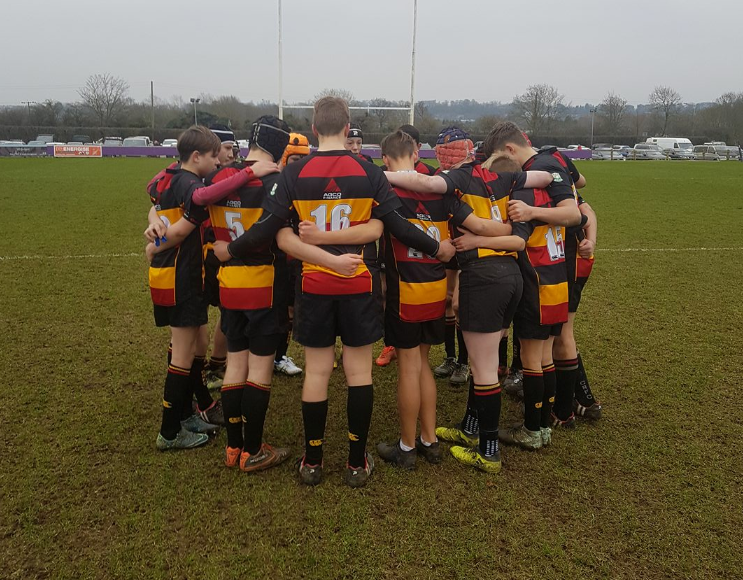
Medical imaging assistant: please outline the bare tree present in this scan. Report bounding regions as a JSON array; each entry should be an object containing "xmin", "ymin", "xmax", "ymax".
[
  {"xmin": 649, "ymin": 86, "xmax": 681, "ymax": 136},
  {"xmin": 313, "ymin": 88, "xmax": 355, "ymax": 104},
  {"xmin": 512, "ymin": 84, "xmax": 563, "ymax": 134},
  {"xmin": 78, "ymin": 74, "xmax": 130, "ymax": 126},
  {"xmin": 598, "ymin": 92, "xmax": 627, "ymax": 137}
]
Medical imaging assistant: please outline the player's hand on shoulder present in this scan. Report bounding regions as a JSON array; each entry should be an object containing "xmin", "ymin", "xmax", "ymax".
[
  {"xmin": 144, "ymin": 221, "xmax": 166, "ymax": 243},
  {"xmin": 578, "ymin": 238, "xmax": 595, "ymax": 259},
  {"xmin": 331, "ymin": 253, "xmax": 363, "ymax": 277},
  {"xmin": 249, "ymin": 160, "xmax": 280, "ymax": 178},
  {"xmin": 507, "ymin": 199, "xmax": 533, "ymax": 222},
  {"xmin": 452, "ymin": 229, "xmax": 480, "ymax": 252},
  {"xmin": 298, "ymin": 220, "xmax": 324, "ymax": 245},
  {"xmin": 435, "ymin": 239, "xmax": 456, "ymax": 262},
  {"xmin": 213, "ymin": 240, "xmax": 232, "ymax": 262}
]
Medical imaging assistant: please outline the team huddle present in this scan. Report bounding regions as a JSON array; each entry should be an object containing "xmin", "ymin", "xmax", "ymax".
[{"xmin": 143, "ymin": 96, "xmax": 601, "ymax": 487}]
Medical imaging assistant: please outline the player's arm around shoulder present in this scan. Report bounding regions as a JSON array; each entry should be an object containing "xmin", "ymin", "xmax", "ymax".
[
  {"xmin": 384, "ymin": 171, "xmax": 449, "ymax": 194},
  {"xmin": 298, "ymin": 219, "xmax": 383, "ymax": 246}
]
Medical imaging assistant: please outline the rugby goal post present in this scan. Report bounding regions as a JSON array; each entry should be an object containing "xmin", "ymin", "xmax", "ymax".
[{"xmin": 277, "ymin": 0, "xmax": 418, "ymax": 124}]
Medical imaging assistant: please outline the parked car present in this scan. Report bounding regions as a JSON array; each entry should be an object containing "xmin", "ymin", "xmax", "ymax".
[
  {"xmin": 0, "ymin": 140, "xmax": 24, "ymax": 146},
  {"xmin": 693, "ymin": 145, "xmax": 727, "ymax": 161},
  {"xmin": 26, "ymin": 140, "xmax": 47, "ymax": 146},
  {"xmin": 666, "ymin": 148, "xmax": 694, "ymax": 160},
  {"xmin": 720, "ymin": 146, "xmax": 741, "ymax": 160},
  {"xmin": 592, "ymin": 142, "xmax": 613, "ymax": 150},
  {"xmin": 161, "ymin": 139, "xmax": 178, "ymax": 147},
  {"xmin": 612, "ymin": 145, "xmax": 632, "ymax": 157},
  {"xmin": 592, "ymin": 148, "xmax": 625, "ymax": 161},
  {"xmin": 122, "ymin": 136, "xmax": 152, "ymax": 147},
  {"xmin": 568, "ymin": 144, "xmax": 589, "ymax": 150},
  {"xmin": 103, "ymin": 137, "xmax": 123, "ymax": 147},
  {"xmin": 628, "ymin": 143, "xmax": 667, "ymax": 160}
]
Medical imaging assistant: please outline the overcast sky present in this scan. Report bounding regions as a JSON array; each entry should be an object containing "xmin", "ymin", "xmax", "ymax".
[{"xmin": 1, "ymin": 0, "xmax": 740, "ymax": 107}]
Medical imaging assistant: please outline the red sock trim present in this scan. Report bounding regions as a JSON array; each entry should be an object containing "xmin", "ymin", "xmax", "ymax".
[{"xmin": 221, "ymin": 381, "xmax": 247, "ymax": 392}]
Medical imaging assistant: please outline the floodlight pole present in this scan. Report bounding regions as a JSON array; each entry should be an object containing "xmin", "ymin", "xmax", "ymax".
[
  {"xmin": 278, "ymin": 0, "xmax": 283, "ymax": 119},
  {"xmin": 409, "ymin": 0, "xmax": 418, "ymax": 125},
  {"xmin": 590, "ymin": 107, "xmax": 596, "ymax": 148},
  {"xmin": 190, "ymin": 98, "xmax": 200, "ymax": 126}
]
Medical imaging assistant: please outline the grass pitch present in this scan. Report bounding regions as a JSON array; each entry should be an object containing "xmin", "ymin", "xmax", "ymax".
[{"xmin": 1, "ymin": 158, "xmax": 742, "ymax": 579}]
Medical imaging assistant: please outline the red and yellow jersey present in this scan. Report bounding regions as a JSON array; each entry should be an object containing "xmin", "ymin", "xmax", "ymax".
[
  {"xmin": 206, "ymin": 163, "xmax": 282, "ymax": 311},
  {"xmin": 439, "ymin": 163, "xmax": 526, "ymax": 267},
  {"xmin": 384, "ymin": 186, "xmax": 472, "ymax": 322},
  {"xmin": 263, "ymin": 150, "xmax": 400, "ymax": 297},
  {"xmin": 511, "ymin": 188, "xmax": 569, "ymax": 325},
  {"xmin": 147, "ymin": 166, "xmax": 209, "ymax": 307}
]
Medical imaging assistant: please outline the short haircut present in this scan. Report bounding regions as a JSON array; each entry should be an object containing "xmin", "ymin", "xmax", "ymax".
[
  {"xmin": 313, "ymin": 97, "xmax": 350, "ymax": 136},
  {"xmin": 177, "ymin": 125, "xmax": 221, "ymax": 162},
  {"xmin": 381, "ymin": 130, "xmax": 417, "ymax": 160},
  {"xmin": 482, "ymin": 121, "xmax": 530, "ymax": 159},
  {"xmin": 398, "ymin": 124, "xmax": 421, "ymax": 144},
  {"xmin": 484, "ymin": 155, "xmax": 521, "ymax": 173}
]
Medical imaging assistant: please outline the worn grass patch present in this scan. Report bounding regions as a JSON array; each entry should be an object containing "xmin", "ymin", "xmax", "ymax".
[{"xmin": 1, "ymin": 158, "xmax": 742, "ymax": 579}]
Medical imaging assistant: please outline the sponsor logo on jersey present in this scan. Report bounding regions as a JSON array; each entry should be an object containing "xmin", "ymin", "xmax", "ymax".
[
  {"xmin": 270, "ymin": 183, "xmax": 278, "ymax": 196},
  {"xmin": 323, "ymin": 192, "xmax": 342, "ymax": 200},
  {"xmin": 552, "ymin": 172, "xmax": 563, "ymax": 183}
]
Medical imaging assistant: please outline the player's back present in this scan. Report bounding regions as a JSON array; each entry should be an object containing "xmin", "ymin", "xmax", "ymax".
[
  {"xmin": 384, "ymin": 186, "xmax": 452, "ymax": 321},
  {"xmin": 207, "ymin": 163, "xmax": 282, "ymax": 310},
  {"xmin": 280, "ymin": 149, "xmax": 396, "ymax": 295}
]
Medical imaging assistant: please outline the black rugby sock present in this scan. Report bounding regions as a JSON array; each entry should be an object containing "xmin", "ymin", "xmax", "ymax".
[
  {"xmin": 456, "ymin": 326, "xmax": 468, "ymax": 365},
  {"xmin": 542, "ymin": 364, "xmax": 558, "ymax": 427},
  {"xmin": 161, "ymin": 364, "xmax": 189, "ymax": 439},
  {"xmin": 511, "ymin": 338, "xmax": 522, "ymax": 371},
  {"xmin": 522, "ymin": 368, "xmax": 544, "ymax": 432},
  {"xmin": 499, "ymin": 336, "xmax": 509, "ymax": 369},
  {"xmin": 221, "ymin": 382, "xmax": 245, "ymax": 449},
  {"xmin": 242, "ymin": 381, "xmax": 271, "ymax": 455},
  {"xmin": 274, "ymin": 332, "xmax": 290, "ymax": 363},
  {"xmin": 444, "ymin": 316, "xmax": 456, "ymax": 359},
  {"xmin": 474, "ymin": 383, "xmax": 502, "ymax": 457},
  {"xmin": 574, "ymin": 353, "xmax": 597, "ymax": 406},
  {"xmin": 302, "ymin": 400, "xmax": 328, "ymax": 465},
  {"xmin": 461, "ymin": 376, "xmax": 479, "ymax": 435},
  {"xmin": 347, "ymin": 385, "xmax": 373, "ymax": 468},
  {"xmin": 553, "ymin": 358, "xmax": 578, "ymax": 421},
  {"xmin": 191, "ymin": 355, "xmax": 214, "ymax": 411}
]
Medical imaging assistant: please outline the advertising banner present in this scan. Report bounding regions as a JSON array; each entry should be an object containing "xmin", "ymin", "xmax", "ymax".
[{"xmin": 53, "ymin": 145, "xmax": 103, "ymax": 158}]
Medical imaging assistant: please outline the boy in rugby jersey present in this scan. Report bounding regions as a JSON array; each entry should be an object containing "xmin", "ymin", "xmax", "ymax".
[
  {"xmin": 373, "ymin": 130, "xmax": 516, "ymax": 469},
  {"xmin": 213, "ymin": 97, "xmax": 456, "ymax": 487},
  {"xmin": 345, "ymin": 123, "xmax": 375, "ymax": 163},
  {"xmin": 479, "ymin": 122, "xmax": 583, "ymax": 449},
  {"xmin": 144, "ymin": 126, "xmax": 279, "ymax": 451},
  {"xmin": 384, "ymin": 126, "xmax": 558, "ymax": 473}
]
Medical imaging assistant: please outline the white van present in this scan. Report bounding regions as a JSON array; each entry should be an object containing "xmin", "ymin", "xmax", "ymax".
[{"xmin": 646, "ymin": 137, "xmax": 694, "ymax": 159}]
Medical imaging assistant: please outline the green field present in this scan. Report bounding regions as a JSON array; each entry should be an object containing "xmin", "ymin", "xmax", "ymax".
[{"xmin": 1, "ymin": 158, "xmax": 742, "ymax": 579}]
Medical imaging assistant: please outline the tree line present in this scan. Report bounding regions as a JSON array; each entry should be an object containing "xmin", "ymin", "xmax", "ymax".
[{"xmin": 1, "ymin": 74, "xmax": 742, "ymax": 146}]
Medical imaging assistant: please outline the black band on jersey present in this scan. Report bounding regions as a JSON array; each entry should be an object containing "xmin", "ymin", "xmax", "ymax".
[
  {"xmin": 228, "ymin": 212, "xmax": 286, "ymax": 259},
  {"xmin": 380, "ymin": 210, "xmax": 440, "ymax": 257}
]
